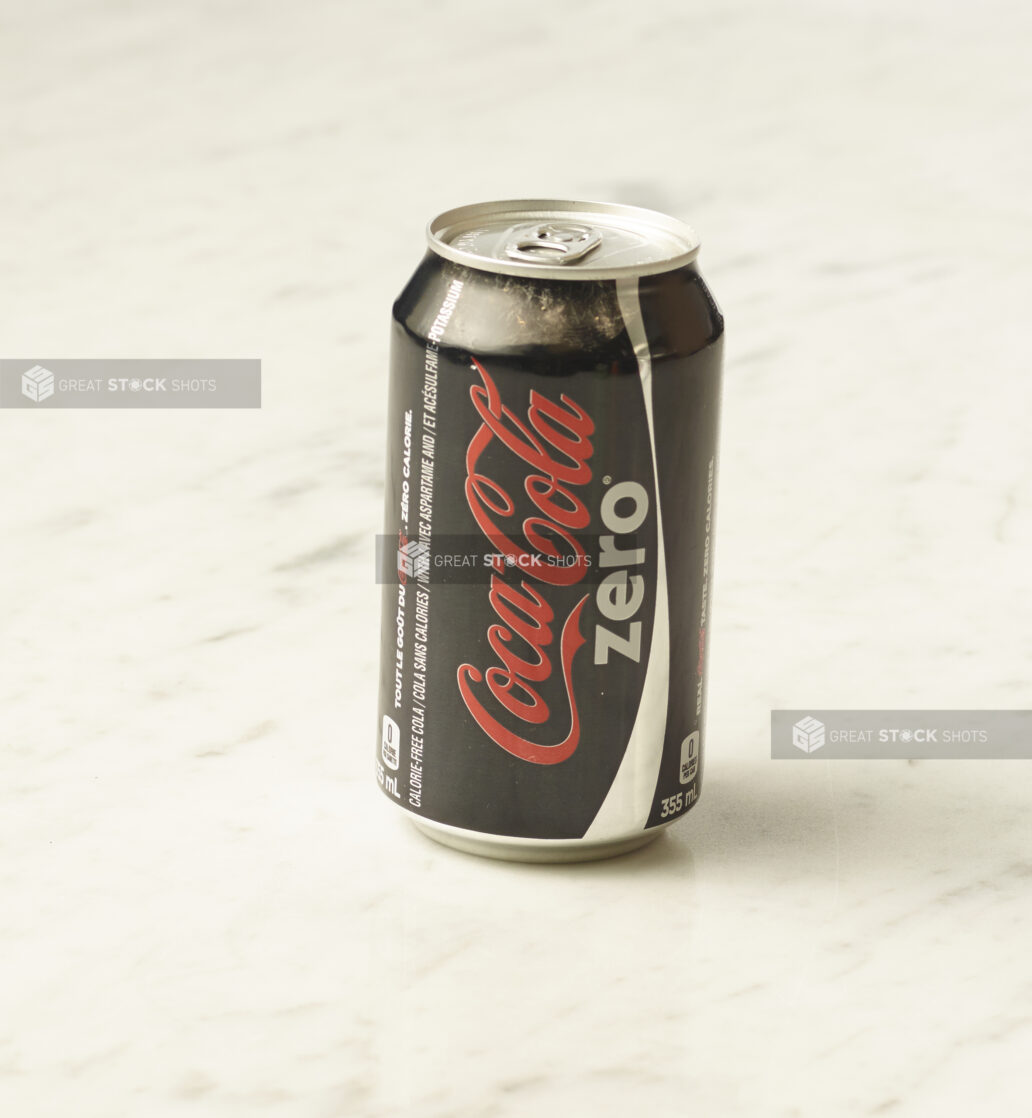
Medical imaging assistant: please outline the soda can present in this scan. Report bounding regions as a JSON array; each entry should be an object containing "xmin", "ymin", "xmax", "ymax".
[{"xmin": 376, "ymin": 200, "xmax": 724, "ymax": 862}]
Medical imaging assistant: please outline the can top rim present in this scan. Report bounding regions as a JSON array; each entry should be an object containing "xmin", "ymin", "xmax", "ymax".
[{"xmin": 427, "ymin": 199, "xmax": 701, "ymax": 280}]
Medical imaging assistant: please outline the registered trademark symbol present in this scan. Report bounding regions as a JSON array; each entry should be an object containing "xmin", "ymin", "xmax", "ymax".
[{"xmin": 603, "ymin": 475, "xmax": 612, "ymax": 485}]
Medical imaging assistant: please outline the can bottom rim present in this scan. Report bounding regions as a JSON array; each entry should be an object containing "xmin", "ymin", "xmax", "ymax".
[{"xmin": 408, "ymin": 815, "xmax": 672, "ymax": 864}]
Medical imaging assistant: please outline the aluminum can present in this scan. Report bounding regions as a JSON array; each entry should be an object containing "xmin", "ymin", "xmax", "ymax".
[{"xmin": 376, "ymin": 200, "xmax": 723, "ymax": 861}]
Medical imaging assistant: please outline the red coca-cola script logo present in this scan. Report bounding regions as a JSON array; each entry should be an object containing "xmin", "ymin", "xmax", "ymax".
[{"xmin": 457, "ymin": 358, "xmax": 595, "ymax": 764}]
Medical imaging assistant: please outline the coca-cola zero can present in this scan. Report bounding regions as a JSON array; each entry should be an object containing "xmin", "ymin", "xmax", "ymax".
[{"xmin": 377, "ymin": 200, "xmax": 724, "ymax": 861}]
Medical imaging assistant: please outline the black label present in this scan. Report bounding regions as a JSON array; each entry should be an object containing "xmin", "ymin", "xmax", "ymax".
[{"xmin": 377, "ymin": 261, "xmax": 722, "ymax": 840}]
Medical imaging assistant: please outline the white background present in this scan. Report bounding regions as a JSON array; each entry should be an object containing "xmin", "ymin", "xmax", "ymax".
[{"xmin": 2, "ymin": 1, "xmax": 1030, "ymax": 1114}]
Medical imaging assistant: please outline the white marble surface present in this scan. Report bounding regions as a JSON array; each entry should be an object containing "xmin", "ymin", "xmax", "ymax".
[{"xmin": 2, "ymin": 0, "xmax": 1031, "ymax": 1114}]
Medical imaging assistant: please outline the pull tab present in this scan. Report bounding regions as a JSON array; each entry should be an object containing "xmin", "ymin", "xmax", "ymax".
[{"xmin": 503, "ymin": 221, "xmax": 603, "ymax": 266}]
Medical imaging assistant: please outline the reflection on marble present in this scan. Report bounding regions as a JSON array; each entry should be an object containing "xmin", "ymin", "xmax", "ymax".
[{"xmin": 1, "ymin": 0, "xmax": 1030, "ymax": 1114}]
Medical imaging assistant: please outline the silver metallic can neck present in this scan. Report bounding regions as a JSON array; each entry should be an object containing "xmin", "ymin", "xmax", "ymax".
[{"xmin": 427, "ymin": 199, "xmax": 701, "ymax": 281}]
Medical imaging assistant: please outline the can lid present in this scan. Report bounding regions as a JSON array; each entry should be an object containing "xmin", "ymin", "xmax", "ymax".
[{"xmin": 427, "ymin": 199, "xmax": 700, "ymax": 281}]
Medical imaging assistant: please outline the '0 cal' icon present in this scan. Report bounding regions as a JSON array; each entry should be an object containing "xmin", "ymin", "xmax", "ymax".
[
  {"xmin": 679, "ymin": 731, "xmax": 700, "ymax": 784},
  {"xmin": 792, "ymin": 716, "xmax": 826, "ymax": 753},
  {"xmin": 381, "ymin": 715, "xmax": 401, "ymax": 771}
]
